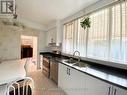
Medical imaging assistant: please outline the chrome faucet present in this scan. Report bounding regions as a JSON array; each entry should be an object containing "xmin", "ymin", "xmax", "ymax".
[{"xmin": 73, "ymin": 50, "xmax": 80, "ymax": 63}]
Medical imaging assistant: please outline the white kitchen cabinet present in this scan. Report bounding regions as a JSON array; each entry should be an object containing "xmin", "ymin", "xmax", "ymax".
[
  {"xmin": 47, "ymin": 21, "xmax": 62, "ymax": 45},
  {"xmin": 85, "ymin": 74, "xmax": 111, "ymax": 95},
  {"xmin": 58, "ymin": 63, "xmax": 69, "ymax": 92},
  {"xmin": 112, "ymin": 86, "xmax": 127, "ymax": 95},
  {"xmin": 85, "ymin": 74, "xmax": 127, "ymax": 95},
  {"xmin": 67, "ymin": 67, "xmax": 85, "ymax": 95},
  {"xmin": 46, "ymin": 28, "xmax": 57, "ymax": 45},
  {"xmin": 58, "ymin": 63, "xmax": 85, "ymax": 95},
  {"xmin": 58, "ymin": 63, "xmax": 127, "ymax": 95}
]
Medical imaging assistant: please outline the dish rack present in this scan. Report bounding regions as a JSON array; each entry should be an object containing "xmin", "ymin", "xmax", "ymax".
[{"xmin": 6, "ymin": 77, "xmax": 34, "ymax": 95}]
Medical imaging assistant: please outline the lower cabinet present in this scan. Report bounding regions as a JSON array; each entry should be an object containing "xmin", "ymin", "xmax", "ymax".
[
  {"xmin": 67, "ymin": 66, "xmax": 85, "ymax": 95},
  {"xmin": 58, "ymin": 63, "xmax": 68, "ymax": 91},
  {"xmin": 58, "ymin": 63, "xmax": 85, "ymax": 95},
  {"xmin": 85, "ymin": 74, "xmax": 127, "ymax": 95},
  {"xmin": 112, "ymin": 86, "xmax": 127, "ymax": 95},
  {"xmin": 85, "ymin": 74, "xmax": 111, "ymax": 95},
  {"xmin": 58, "ymin": 63, "xmax": 127, "ymax": 95}
]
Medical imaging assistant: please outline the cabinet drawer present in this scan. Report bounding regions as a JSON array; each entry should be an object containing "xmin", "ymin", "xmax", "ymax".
[
  {"xmin": 43, "ymin": 58, "xmax": 50, "ymax": 68},
  {"xmin": 42, "ymin": 67, "xmax": 50, "ymax": 78}
]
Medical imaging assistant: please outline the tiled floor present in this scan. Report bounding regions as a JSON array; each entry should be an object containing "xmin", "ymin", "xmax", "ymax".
[{"xmin": 28, "ymin": 70, "xmax": 66, "ymax": 95}]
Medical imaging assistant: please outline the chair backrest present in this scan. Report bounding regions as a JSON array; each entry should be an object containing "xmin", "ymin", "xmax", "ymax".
[
  {"xmin": 24, "ymin": 58, "xmax": 30, "ymax": 76},
  {"xmin": 6, "ymin": 77, "xmax": 34, "ymax": 95},
  {"xmin": 0, "ymin": 84, "xmax": 7, "ymax": 95}
]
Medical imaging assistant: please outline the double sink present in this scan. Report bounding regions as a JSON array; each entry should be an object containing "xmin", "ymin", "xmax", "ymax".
[
  {"xmin": 63, "ymin": 51, "xmax": 88, "ymax": 68},
  {"xmin": 64, "ymin": 59, "xmax": 88, "ymax": 68}
]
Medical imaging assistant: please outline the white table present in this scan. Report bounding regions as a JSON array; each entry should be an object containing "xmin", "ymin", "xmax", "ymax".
[
  {"xmin": 0, "ymin": 59, "xmax": 26, "ymax": 95},
  {"xmin": 0, "ymin": 59, "xmax": 26, "ymax": 85}
]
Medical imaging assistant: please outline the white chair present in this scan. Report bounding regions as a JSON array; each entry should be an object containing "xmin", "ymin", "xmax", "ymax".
[
  {"xmin": 6, "ymin": 77, "xmax": 34, "ymax": 95},
  {"xmin": 24, "ymin": 58, "xmax": 30, "ymax": 76},
  {"xmin": 0, "ymin": 84, "xmax": 7, "ymax": 95}
]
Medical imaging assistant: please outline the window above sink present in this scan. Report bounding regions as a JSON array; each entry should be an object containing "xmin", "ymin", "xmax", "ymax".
[{"xmin": 62, "ymin": 0, "xmax": 127, "ymax": 68}]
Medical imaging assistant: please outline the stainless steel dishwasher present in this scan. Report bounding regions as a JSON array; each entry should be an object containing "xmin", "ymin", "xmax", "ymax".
[{"xmin": 50, "ymin": 60, "xmax": 58, "ymax": 84}]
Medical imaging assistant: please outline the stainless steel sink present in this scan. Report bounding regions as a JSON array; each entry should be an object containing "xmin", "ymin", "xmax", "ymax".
[
  {"xmin": 73, "ymin": 63, "xmax": 88, "ymax": 67},
  {"xmin": 64, "ymin": 60, "xmax": 76, "ymax": 64}
]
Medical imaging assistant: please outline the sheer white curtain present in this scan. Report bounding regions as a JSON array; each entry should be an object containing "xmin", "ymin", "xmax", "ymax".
[
  {"xmin": 63, "ymin": 19, "xmax": 87, "ymax": 57},
  {"xmin": 62, "ymin": 0, "xmax": 127, "ymax": 64},
  {"xmin": 63, "ymin": 21, "xmax": 75, "ymax": 54},
  {"xmin": 87, "ymin": 8, "xmax": 109, "ymax": 60},
  {"xmin": 110, "ymin": 1, "xmax": 127, "ymax": 63},
  {"xmin": 76, "ymin": 18, "xmax": 87, "ymax": 57}
]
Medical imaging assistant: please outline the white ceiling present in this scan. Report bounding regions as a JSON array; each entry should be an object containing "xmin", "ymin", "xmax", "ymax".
[{"xmin": 17, "ymin": 0, "xmax": 99, "ymax": 27}]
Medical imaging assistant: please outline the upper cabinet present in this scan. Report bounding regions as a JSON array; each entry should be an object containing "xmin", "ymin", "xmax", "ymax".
[
  {"xmin": 46, "ymin": 21, "xmax": 62, "ymax": 46},
  {"xmin": 46, "ymin": 27, "xmax": 57, "ymax": 45}
]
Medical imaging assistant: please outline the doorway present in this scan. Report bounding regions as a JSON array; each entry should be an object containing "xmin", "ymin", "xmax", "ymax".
[{"xmin": 21, "ymin": 35, "xmax": 38, "ymax": 73}]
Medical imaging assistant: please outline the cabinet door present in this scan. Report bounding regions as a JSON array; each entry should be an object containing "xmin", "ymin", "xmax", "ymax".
[
  {"xmin": 58, "ymin": 63, "xmax": 69, "ymax": 93},
  {"xmin": 47, "ymin": 28, "xmax": 56, "ymax": 44},
  {"xmin": 58, "ymin": 63, "xmax": 86, "ymax": 95},
  {"xmin": 86, "ymin": 74, "xmax": 110, "ymax": 95},
  {"xmin": 67, "ymin": 68, "xmax": 86, "ymax": 95},
  {"xmin": 113, "ymin": 86, "xmax": 127, "ymax": 95}
]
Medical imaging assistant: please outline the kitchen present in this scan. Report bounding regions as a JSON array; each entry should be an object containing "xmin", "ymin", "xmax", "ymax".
[{"xmin": 0, "ymin": 0, "xmax": 127, "ymax": 95}]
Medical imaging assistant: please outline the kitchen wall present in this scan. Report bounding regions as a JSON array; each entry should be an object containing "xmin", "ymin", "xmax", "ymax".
[
  {"xmin": 0, "ymin": 19, "xmax": 47, "ymax": 68},
  {"xmin": 0, "ymin": 21, "xmax": 20, "ymax": 60}
]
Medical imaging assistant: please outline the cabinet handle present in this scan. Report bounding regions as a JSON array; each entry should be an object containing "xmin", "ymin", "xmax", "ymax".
[
  {"xmin": 68, "ymin": 69, "xmax": 70, "ymax": 75},
  {"xmin": 114, "ymin": 89, "xmax": 117, "ymax": 95},
  {"xmin": 67, "ymin": 68, "xmax": 68, "ymax": 75},
  {"xmin": 108, "ymin": 87, "xmax": 111, "ymax": 95},
  {"xmin": 67, "ymin": 68, "xmax": 70, "ymax": 75}
]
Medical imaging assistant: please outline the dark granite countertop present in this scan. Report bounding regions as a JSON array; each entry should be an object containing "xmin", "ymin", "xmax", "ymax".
[{"xmin": 40, "ymin": 52, "xmax": 127, "ymax": 90}]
